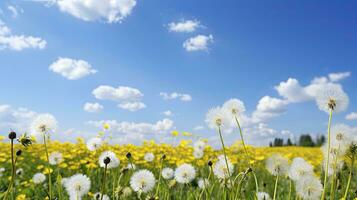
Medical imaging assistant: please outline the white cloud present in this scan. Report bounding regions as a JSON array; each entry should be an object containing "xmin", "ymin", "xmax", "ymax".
[
  {"xmin": 329, "ymin": 72, "xmax": 351, "ymax": 82},
  {"xmin": 244, "ymin": 123, "xmax": 294, "ymax": 146},
  {"xmin": 118, "ymin": 102, "xmax": 146, "ymax": 111},
  {"xmin": 346, "ymin": 112, "xmax": 357, "ymax": 120},
  {"xmin": 275, "ymin": 78, "xmax": 310, "ymax": 103},
  {"xmin": 83, "ymin": 102, "xmax": 103, "ymax": 113},
  {"xmin": 163, "ymin": 110, "xmax": 172, "ymax": 116},
  {"xmin": 0, "ymin": 20, "xmax": 46, "ymax": 51},
  {"xmin": 183, "ymin": 34, "xmax": 213, "ymax": 52},
  {"xmin": 49, "ymin": 57, "xmax": 97, "ymax": 80},
  {"xmin": 86, "ymin": 118, "xmax": 174, "ymax": 135},
  {"xmin": 193, "ymin": 125, "xmax": 204, "ymax": 131},
  {"xmin": 160, "ymin": 92, "xmax": 192, "ymax": 102},
  {"xmin": 168, "ymin": 20, "xmax": 200, "ymax": 33},
  {"xmin": 93, "ymin": 85, "xmax": 143, "ymax": 102},
  {"xmin": 7, "ymin": 5, "xmax": 23, "ymax": 18},
  {"xmin": 55, "ymin": 0, "xmax": 137, "ymax": 23},
  {"xmin": 252, "ymin": 96, "xmax": 288, "ymax": 123}
]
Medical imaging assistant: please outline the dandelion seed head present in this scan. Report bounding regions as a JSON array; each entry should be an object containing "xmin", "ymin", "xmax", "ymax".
[
  {"xmin": 30, "ymin": 114, "xmax": 58, "ymax": 135},
  {"xmin": 296, "ymin": 176, "xmax": 322, "ymax": 200},
  {"xmin": 193, "ymin": 150, "xmax": 204, "ymax": 159},
  {"xmin": 99, "ymin": 151, "xmax": 120, "ymax": 169},
  {"xmin": 222, "ymin": 98, "xmax": 246, "ymax": 116},
  {"xmin": 288, "ymin": 157, "xmax": 314, "ymax": 181},
  {"xmin": 316, "ymin": 85, "xmax": 349, "ymax": 113},
  {"xmin": 265, "ymin": 154, "xmax": 289, "ymax": 176},
  {"xmin": 205, "ymin": 107, "xmax": 231, "ymax": 130},
  {"xmin": 33, "ymin": 172, "xmax": 46, "ymax": 184},
  {"xmin": 144, "ymin": 152, "xmax": 155, "ymax": 162},
  {"xmin": 213, "ymin": 157, "xmax": 234, "ymax": 179},
  {"xmin": 86, "ymin": 137, "xmax": 103, "ymax": 151},
  {"xmin": 162, "ymin": 167, "xmax": 174, "ymax": 180},
  {"xmin": 93, "ymin": 192, "xmax": 110, "ymax": 200},
  {"xmin": 130, "ymin": 169, "xmax": 156, "ymax": 193},
  {"xmin": 193, "ymin": 140, "xmax": 206, "ymax": 152},
  {"xmin": 174, "ymin": 163, "xmax": 196, "ymax": 184},
  {"xmin": 64, "ymin": 174, "xmax": 91, "ymax": 199},
  {"xmin": 49, "ymin": 152, "xmax": 63, "ymax": 165}
]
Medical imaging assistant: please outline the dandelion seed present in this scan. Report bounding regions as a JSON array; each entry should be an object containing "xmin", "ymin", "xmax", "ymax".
[
  {"xmin": 213, "ymin": 156, "xmax": 234, "ymax": 179},
  {"xmin": 296, "ymin": 176, "xmax": 322, "ymax": 200},
  {"xmin": 144, "ymin": 152, "xmax": 155, "ymax": 162},
  {"xmin": 99, "ymin": 151, "xmax": 120, "ymax": 169},
  {"xmin": 174, "ymin": 163, "xmax": 196, "ymax": 184},
  {"xmin": 193, "ymin": 140, "xmax": 206, "ymax": 152},
  {"xmin": 64, "ymin": 174, "xmax": 91, "ymax": 200},
  {"xmin": 30, "ymin": 114, "xmax": 58, "ymax": 137},
  {"xmin": 162, "ymin": 167, "xmax": 174, "ymax": 180},
  {"xmin": 265, "ymin": 154, "xmax": 289, "ymax": 176},
  {"xmin": 316, "ymin": 85, "xmax": 349, "ymax": 114},
  {"xmin": 86, "ymin": 137, "xmax": 103, "ymax": 151},
  {"xmin": 49, "ymin": 152, "xmax": 63, "ymax": 165},
  {"xmin": 193, "ymin": 150, "xmax": 204, "ymax": 159},
  {"xmin": 33, "ymin": 173, "xmax": 46, "ymax": 184},
  {"xmin": 222, "ymin": 98, "xmax": 246, "ymax": 116},
  {"xmin": 205, "ymin": 107, "xmax": 231, "ymax": 130},
  {"xmin": 288, "ymin": 157, "xmax": 314, "ymax": 181},
  {"xmin": 130, "ymin": 169, "xmax": 156, "ymax": 193}
]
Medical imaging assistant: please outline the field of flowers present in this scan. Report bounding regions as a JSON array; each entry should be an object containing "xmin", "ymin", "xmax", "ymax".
[{"xmin": 0, "ymin": 86, "xmax": 357, "ymax": 200}]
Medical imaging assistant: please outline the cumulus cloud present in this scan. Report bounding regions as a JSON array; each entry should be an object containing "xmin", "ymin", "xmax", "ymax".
[
  {"xmin": 183, "ymin": 34, "xmax": 213, "ymax": 52},
  {"xmin": 160, "ymin": 92, "xmax": 192, "ymax": 102},
  {"xmin": 86, "ymin": 118, "xmax": 174, "ymax": 135},
  {"xmin": 93, "ymin": 85, "xmax": 143, "ymax": 102},
  {"xmin": 252, "ymin": 96, "xmax": 289, "ymax": 123},
  {"xmin": 49, "ymin": 57, "xmax": 97, "ymax": 80},
  {"xmin": 83, "ymin": 102, "xmax": 103, "ymax": 113},
  {"xmin": 346, "ymin": 112, "xmax": 357, "ymax": 120},
  {"xmin": 193, "ymin": 125, "xmax": 204, "ymax": 131},
  {"xmin": 55, "ymin": 0, "xmax": 137, "ymax": 23},
  {"xmin": 0, "ymin": 104, "xmax": 59, "ymax": 135},
  {"xmin": 93, "ymin": 85, "xmax": 145, "ymax": 112},
  {"xmin": 328, "ymin": 72, "xmax": 351, "ymax": 82},
  {"xmin": 118, "ymin": 102, "xmax": 146, "ymax": 111},
  {"xmin": 168, "ymin": 20, "xmax": 201, "ymax": 33},
  {"xmin": 0, "ymin": 20, "xmax": 46, "ymax": 51},
  {"xmin": 163, "ymin": 110, "xmax": 173, "ymax": 116}
]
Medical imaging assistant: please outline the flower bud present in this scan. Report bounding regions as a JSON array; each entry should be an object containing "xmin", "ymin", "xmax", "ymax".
[
  {"xmin": 16, "ymin": 150, "xmax": 22, "ymax": 156},
  {"xmin": 104, "ymin": 157, "xmax": 111, "ymax": 165},
  {"xmin": 126, "ymin": 152, "xmax": 132, "ymax": 159}
]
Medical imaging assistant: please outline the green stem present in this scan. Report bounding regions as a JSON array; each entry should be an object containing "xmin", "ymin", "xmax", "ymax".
[
  {"xmin": 343, "ymin": 155, "xmax": 355, "ymax": 199},
  {"xmin": 155, "ymin": 159, "xmax": 164, "ymax": 197},
  {"xmin": 235, "ymin": 116, "xmax": 259, "ymax": 194},
  {"xmin": 321, "ymin": 109, "xmax": 333, "ymax": 200},
  {"xmin": 2, "ymin": 139, "xmax": 15, "ymax": 200},
  {"xmin": 273, "ymin": 176, "xmax": 279, "ymax": 200},
  {"xmin": 288, "ymin": 179, "xmax": 292, "ymax": 200},
  {"xmin": 43, "ymin": 133, "xmax": 52, "ymax": 200},
  {"xmin": 217, "ymin": 126, "xmax": 232, "ymax": 179},
  {"xmin": 100, "ymin": 164, "xmax": 108, "ymax": 200}
]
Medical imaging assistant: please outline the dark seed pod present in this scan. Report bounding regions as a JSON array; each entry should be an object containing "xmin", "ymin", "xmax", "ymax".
[
  {"xmin": 16, "ymin": 150, "xmax": 22, "ymax": 156},
  {"xmin": 8, "ymin": 131, "xmax": 17, "ymax": 140},
  {"xmin": 161, "ymin": 154, "xmax": 166, "ymax": 160},
  {"xmin": 126, "ymin": 152, "xmax": 132, "ymax": 159},
  {"xmin": 104, "ymin": 157, "xmax": 111, "ymax": 165},
  {"xmin": 208, "ymin": 160, "xmax": 213, "ymax": 166}
]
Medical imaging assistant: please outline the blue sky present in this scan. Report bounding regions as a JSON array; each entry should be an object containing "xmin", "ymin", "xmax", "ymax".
[{"xmin": 0, "ymin": 0, "xmax": 357, "ymax": 146}]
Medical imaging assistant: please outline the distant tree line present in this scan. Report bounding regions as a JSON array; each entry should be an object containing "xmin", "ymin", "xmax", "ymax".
[{"xmin": 269, "ymin": 134, "xmax": 325, "ymax": 147}]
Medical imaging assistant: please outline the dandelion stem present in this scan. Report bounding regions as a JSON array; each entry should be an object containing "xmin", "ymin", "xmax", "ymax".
[
  {"xmin": 321, "ymin": 109, "xmax": 333, "ymax": 200},
  {"xmin": 343, "ymin": 154, "xmax": 355, "ymax": 199},
  {"xmin": 217, "ymin": 126, "xmax": 231, "ymax": 178},
  {"xmin": 100, "ymin": 164, "xmax": 108, "ymax": 200},
  {"xmin": 43, "ymin": 133, "xmax": 52, "ymax": 200},
  {"xmin": 234, "ymin": 116, "xmax": 259, "ymax": 194},
  {"xmin": 155, "ymin": 158, "xmax": 164, "ymax": 197},
  {"xmin": 288, "ymin": 179, "xmax": 292, "ymax": 200},
  {"xmin": 273, "ymin": 175, "xmax": 279, "ymax": 200},
  {"xmin": 2, "ymin": 139, "xmax": 15, "ymax": 200}
]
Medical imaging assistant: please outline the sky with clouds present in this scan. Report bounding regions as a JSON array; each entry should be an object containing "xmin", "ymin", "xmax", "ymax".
[{"xmin": 0, "ymin": 0, "xmax": 357, "ymax": 146}]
